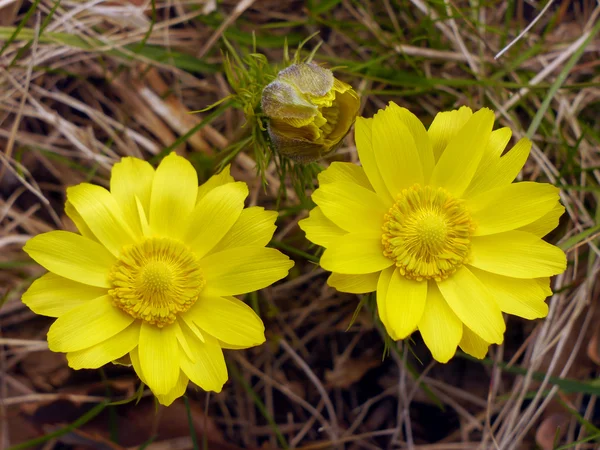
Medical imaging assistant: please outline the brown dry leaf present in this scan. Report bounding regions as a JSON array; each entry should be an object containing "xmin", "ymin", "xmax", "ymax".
[
  {"xmin": 21, "ymin": 387, "xmax": 226, "ymax": 448},
  {"xmin": 325, "ymin": 354, "xmax": 381, "ymax": 389},
  {"xmin": 535, "ymin": 413, "xmax": 569, "ymax": 450},
  {"xmin": 48, "ymin": 427, "xmax": 126, "ymax": 450},
  {"xmin": 20, "ymin": 350, "xmax": 71, "ymax": 391},
  {"xmin": 586, "ymin": 326, "xmax": 600, "ymax": 365}
]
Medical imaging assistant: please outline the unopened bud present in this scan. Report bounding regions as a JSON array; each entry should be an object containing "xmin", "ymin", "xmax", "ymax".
[{"xmin": 261, "ymin": 63, "xmax": 360, "ymax": 162}]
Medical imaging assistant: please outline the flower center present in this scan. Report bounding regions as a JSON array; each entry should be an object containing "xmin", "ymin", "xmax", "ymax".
[
  {"xmin": 108, "ymin": 238, "xmax": 205, "ymax": 327},
  {"xmin": 382, "ymin": 185, "xmax": 474, "ymax": 281}
]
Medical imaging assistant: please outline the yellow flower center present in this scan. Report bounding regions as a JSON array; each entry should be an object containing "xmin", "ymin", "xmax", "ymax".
[
  {"xmin": 108, "ymin": 238, "xmax": 205, "ymax": 327},
  {"xmin": 382, "ymin": 185, "xmax": 474, "ymax": 281}
]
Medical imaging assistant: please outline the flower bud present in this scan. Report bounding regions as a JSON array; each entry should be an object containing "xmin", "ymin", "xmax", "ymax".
[{"xmin": 261, "ymin": 63, "xmax": 360, "ymax": 162}]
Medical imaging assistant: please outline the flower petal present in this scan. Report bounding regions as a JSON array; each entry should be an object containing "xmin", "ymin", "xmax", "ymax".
[
  {"xmin": 327, "ymin": 272, "xmax": 379, "ymax": 294},
  {"xmin": 48, "ymin": 295, "xmax": 134, "ymax": 352},
  {"xmin": 388, "ymin": 103, "xmax": 435, "ymax": 181},
  {"xmin": 149, "ymin": 153, "xmax": 198, "ymax": 238},
  {"xmin": 210, "ymin": 207, "xmax": 277, "ymax": 253},
  {"xmin": 469, "ymin": 230, "xmax": 566, "ymax": 278},
  {"xmin": 427, "ymin": 106, "xmax": 472, "ymax": 161},
  {"xmin": 185, "ymin": 296, "xmax": 265, "ymax": 348},
  {"xmin": 313, "ymin": 181, "xmax": 388, "ymax": 234},
  {"xmin": 131, "ymin": 346, "xmax": 188, "ymax": 406},
  {"xmin": 23, "ymin": 231, "xmax": 115, "ymax": 288},
  {"xmin": 138, "ymin": 322, "xmax": 180, "ymax": 395},
  {"xmin": 67, "ymin": 321, "xmax": 140, "ymax": 369},
  {"xmin": 429, "ymin": 108, "xmax": 494, "ymax": 197},
  {"xmin": 418, "ymin": 282, "xmax": 462, "ymax": 363},
  {"xmin": 22, "ymin": 272, "xmax": 107, "ymax": 317},
  {"xmin": 110, "ymin": 157, "xmax": 155, "ymax": 236},
  {"xmin": 156, "ymin": 371, "xmax": 189, "ymax": 406},
  {"xmin": 65, "ymin": 201, "xmax": 97, "ymax": 242},
  {"xmin": 299, "ymin": 206, "xmax": 346, "ymax": 249},
  {"xmin": 197, "ymin": 165, "xmax": 235, "ymax": 204},
  {"xmin": 319, "ymin": 161, "xmax": 372, "ymax": 189},
  {"xmin": 66, "ymin": 183, "xmax": 137, "ymax": 256},
  {"xmin": 320, "ymin": 233, "xmax": 393, "ymax": 274},
  {"xmin": 468, "ymin": 182, "xmax": 560, "ymax": 236},
  {"xmin": 459, "ymin": 325, "xmax": 490, "ymax": 359},
  {"xmin": 376, "ymin": 266, "xmax": 397, "ymax": 340},
  {"xmin": 437, "ymin": 266, "xmax": 505, "ymax": 344},
  {"xmin": 518, "ymin": 203, "xmax": 564, "ymax": 237},
  {"xmin": 179, "ymin": 325, "xmax": 227, "ymax": 392},
  {"xmin": 470, "ymin": 268, "xmax": 549, "ymax": 319},
  {"xmin": 355, "ymin": 117, "xmax": 394, "ymax": 205},
  {"xmin": 465, "ymin": 136, "xmax": 531, "ymax": 197},
  {"xmin": 184, "ymin": 182, "xmax": 248, "ymax": 259},
  {"xmin": 384, "ymin": 268, "xmax": 427, "ymax": 339},
  {"xmin": 202, "ymin": 247, "xmax": 293, "ymax": 296},
  {"xmin": 372, "ymin": 104, "xmax": 424, "ymax": 197},
  {"xmin": 463, "ymin": 127, "xmax": 511, "ymax": 196}
]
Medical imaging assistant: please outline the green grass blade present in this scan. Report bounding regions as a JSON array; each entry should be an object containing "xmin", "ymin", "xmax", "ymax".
[
  {"xmin": 228, "ymin": 361, "xmax": 289, "ymax": 449},
  {"xmin": 7, "ymin": 401, "xmax": 109, "ymax": 450},
  {"xmin": 526, "ymin": 19, "xmax": 600, "ymax": 138},
  {"xmin": 0, "ymin": 0, "xmax": 42, "ymax": 58}
]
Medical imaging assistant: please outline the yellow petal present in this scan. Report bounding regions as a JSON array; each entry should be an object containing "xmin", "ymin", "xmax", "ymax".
[
  {"xmin": 427, "ymin": 106, "xmax": 472, "ymax": 161},
  {"xmin": 210, "ymin": 207, "xmax": 277, "ymax": 253},
  {"xmin": 418, "ymin": 282, "xmax": 462, "ymax": 363},
  {"xmin": 23, "ymin": 231, "xmax": 115, "ymax": 288},
  {"xmin": 376, "ymin": 266, "xmax": 398, "ymax": 340},
  {"xmin": 65, "ymin": 201, "xmax": 97, "ymax": 242},
  {"xmin": 22, "ymin": 273, "xmax": 107, "ymax": 317},
  {"xmin": 66, "ymin": 183, "xmax": 137, "ymax": 257},
  {"xmin": 131, "ymin": 346, "xmax": 189, "ymax": 406},
  {"xmin": 518, "ymin": 203, "xmax": 564, "ymax": 237},
  {"xmin": 468, "ymin": 128, "xmax": 512, "ymax": 184},
  {"xmin": 67, "ymin": 321, "xmax": 140, "ymax": 369},
  {"xmin": 384, "ymin": 268, "xmax": 427, "ymax": 339},
  {"xmin": 465, "ymin": 136, "xmax": 531, "ymax": 197},
  {"xmin": 468, "ymin": 182, "xmax": 560, "ymax": 236},
  {"xmin": 372, "ymin": 104, "xmax": 424, "ymax": 197},
  {"xmin": 138, "ymin": 322, "xmax": 180, "ymax": 395},
  {"xmin": 149, "ymin": 153, "xmax": 198, "ymax": 239},
  {"xmin": 319, "ymin": 161, "xmax": 372, "ymax": 189},
  {"xmin": 110, "ymin": 157, "xmax": 155, "ymax": 236},
  {"xmin": 470, "ymin": 230, "xmax": 566, "ymax": 278},
  {"xmin": 298, "ymin": 206, "xmax": 346, "ymax": 249},
  {"xmin": 437, "ymin": 267, "xmax": 505, "ymax": 344},
  {"xmin": 48, "ymin": 295, "xmax": 134, "ymax": 352},
  {"xmin": 197, "ymin": 165, "xmax": 235, "ymax": 204},
  {"xmin": 179, "ymin": 324, "xmax": 227, "ymax": 392},
  {"xmin": 327, "ymin": 272, "xmax": 379, "ymax": 294},
  {"xmin": 388, "ymin": 103, "xmax": 435, "ymax": 181},
  {"xmin": 459, "ymin": 325, "xmax": 490, "ymax": 359},
  {"xmin": 202, "ymin": 247, "xmax": 293, "ymax": 296},
  {"xmin": 313, "ymin": 181, "xmax": 387, "ymax": 234},
  {"xmin": 130, "ymin": 346, "xmax": 146, "ymax": 382},
  {"xmin": 429, "ymin": 108, "xmax": 494, "ymax": 197},
  {"xmin": 469, "ymin": 267, "xmax": 549, "ymax": 319},
  {"xmin": 184, "ymin": 182, "xmax": 248, "ymax": 259},
  {"xmin": 355, "ymin": 117, "xmax": 394, "ymax": 205},
  {"xmin": 463, "ymin": 127, "xmax": 511, "ymax": 196},
  {"xmin": 320, "ymin": 232, "xmax": 393, "ymax": 274},
  {"xmin": 185, "ymin": 296, "xmax": 265, "ymax": 348},
  {"xmin": 156, "ymin": 371, "xmax": 189, "ymax": 406},
  {"xmin": 485, "ymin": 127, "xmax": 512, "ymax": 159}
]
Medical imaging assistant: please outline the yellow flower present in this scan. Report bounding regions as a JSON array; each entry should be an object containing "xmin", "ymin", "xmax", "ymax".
[
  {"xmin": 299, "ymin": 103, "xmax": 566, "ymax": 362},
  {"xmin": 261, "ymin": 62, "xmax": 360, "ymax": 162},
  {"xmin": 22, "ymin": 153, "xmax": 293, "ymax": 405}
]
